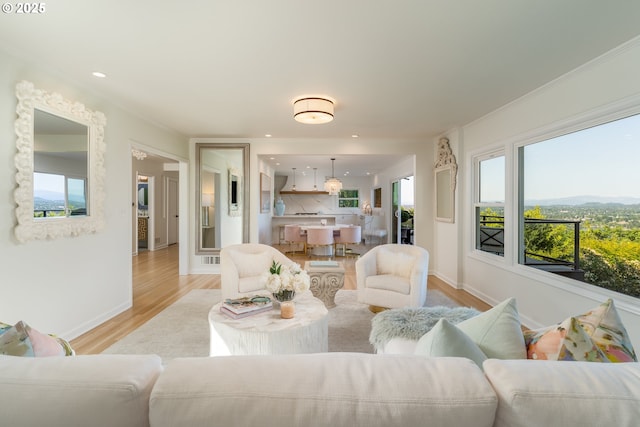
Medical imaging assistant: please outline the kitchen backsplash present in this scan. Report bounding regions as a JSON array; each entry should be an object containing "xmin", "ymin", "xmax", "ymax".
[{"xmin": 278, "ymin": 193, "xmax": 361, "ymax": 216}]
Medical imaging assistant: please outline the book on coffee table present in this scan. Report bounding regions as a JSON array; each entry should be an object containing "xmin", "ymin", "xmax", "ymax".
[
  {"xmin": 220, "ymin": 304, "xmax": 273, "ymax": 319},
  {"xmin": 221, "ymin": 295, "xmax": 273, "ymax": 319}
]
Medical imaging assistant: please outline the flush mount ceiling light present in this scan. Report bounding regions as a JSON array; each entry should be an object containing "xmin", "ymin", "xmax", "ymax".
[
  {"xmin": 324, "ymin": 158, "xmax": 342, "ymax": 195},
  {"xmin": 293, "ymin": 96, "xmax": 334, "ymax": 124}
]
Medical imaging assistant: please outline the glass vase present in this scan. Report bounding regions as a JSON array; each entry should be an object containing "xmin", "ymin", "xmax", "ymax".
[{"xmin": 273, "ymin": 290, "xmax": 295, "ymax": 303}]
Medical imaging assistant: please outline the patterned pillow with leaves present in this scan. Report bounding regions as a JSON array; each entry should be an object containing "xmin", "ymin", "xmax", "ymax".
[
  {"xmin": 525, "ymin": 317, "xmax": 610, "ymax": 362},
  {"xmin": 0, "ymin": 322, "xmax": 11, "ymax": 336},
  {"xmin": 0, "ymin": 321, "xmax": 67, "ymax": 357},
  {"xmin": 575, "ymin": 298, "xmax": 637, "ymax": 362}
]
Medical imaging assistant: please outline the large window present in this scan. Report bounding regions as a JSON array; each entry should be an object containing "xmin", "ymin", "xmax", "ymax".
[
  {"xmin": 474, "ymin": 153, "xmax": 505, "ymax": 256},
  {"xmin": 519, "ymin": 113, "xmax": 640, "ymax": 297},
  {"xmin": 34, "ymin": 172, "xmax": 87, "ymax": 217}
]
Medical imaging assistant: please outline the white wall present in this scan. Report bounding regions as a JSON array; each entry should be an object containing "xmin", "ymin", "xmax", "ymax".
[
  {"xmin": 0, "ymin": 49, "xmax": 187, "ymax": 340},
  {"xmin": 458, "ymin": 37, "xmax": 640, "ymax": 345}
]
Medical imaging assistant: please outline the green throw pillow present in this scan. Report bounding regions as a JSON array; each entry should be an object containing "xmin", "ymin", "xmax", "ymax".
[
  {"xmin": 456, "ymin": 297, "xmax": 527, "ymax": 360},
  {"xmin": 414, "ymin": 318, "xmax": 488, "ymax": 368}
]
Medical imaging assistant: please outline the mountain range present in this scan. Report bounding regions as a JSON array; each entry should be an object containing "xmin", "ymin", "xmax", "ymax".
[{"xmin": 525, "ymin": 195, "xmax": 640, "ymax": 206}]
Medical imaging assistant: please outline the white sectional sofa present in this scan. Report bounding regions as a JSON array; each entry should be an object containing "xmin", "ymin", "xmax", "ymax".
[{"xmin": 1, "ymin": 352, "xmax": 639, "ymax": 427}]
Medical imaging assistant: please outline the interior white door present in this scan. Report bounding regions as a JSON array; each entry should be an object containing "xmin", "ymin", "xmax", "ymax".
[{"xmin": 167, "ymin": 177, "xmax": 179, "ymax": 245}]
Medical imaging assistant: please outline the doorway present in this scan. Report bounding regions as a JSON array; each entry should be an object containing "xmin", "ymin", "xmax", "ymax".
[
  {"xmin": 131, "ymin": 145, "xmax": 186, "ymax": 276},
  {"xmin": 391, "ymin": 175, "xmax": 415, "ymax": 244},
  {"xmin": 167, "ymin": 176, "xmax": 179, "ymax": 245},
  {"xmin": 136, "ymin": 174, "xmax": 153, "ymax": 252}
]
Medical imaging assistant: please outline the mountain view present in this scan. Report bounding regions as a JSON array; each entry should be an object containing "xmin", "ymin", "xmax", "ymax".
[{"xmin": 525, "ymin": 195, "xmax": 640, "ymax": 206}]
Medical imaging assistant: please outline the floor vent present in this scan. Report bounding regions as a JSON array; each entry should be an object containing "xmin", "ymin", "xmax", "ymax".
[{"xmin": 201, "ymin": 255, "xmax": 220, "ymax": 265}]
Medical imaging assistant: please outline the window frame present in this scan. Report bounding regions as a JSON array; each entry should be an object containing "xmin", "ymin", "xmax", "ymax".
[
  {"xmin": 338, "ymin": 188, "xmax": 360, "ymax": 208},
  {"xmin": 33, "ymin": 171, "xmax": 88, "ymax": 218},
  {"xmin": 472, "ymin": 149, "xmax": 507, "ymax": 259},
  {"xmin": 468, "ymin": 94, "xmax": 640, "ymax": 308}
]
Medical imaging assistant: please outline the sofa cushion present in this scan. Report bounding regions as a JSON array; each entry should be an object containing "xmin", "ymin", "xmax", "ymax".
[
  {"xmin": 365, "ymin": 274, "xmax": 411, "ymax": 294},
  {"xmin": 0, "ymin": 321, "xmax": 66, "ymax": 357},
  {"xmin": 456, "ymin": 297, "xmax": 526, "ymax": 360},
  {"xmin": 414, "ymin": 318, "xmax": 488, "ymax": 368},
  {"xmin": 0, "ymin": 354, "xmax": 162, "ymax": 427},
  {"xmin": 575, "ymin": 298, "xmax": 637, "ymax": 362},
  {"xmin": 150, "ymin": 354, "xmax": 498, "ymax": 427},
  {"xmin": 524, "ymin": 316, "xmax": 609, "ymax": 362},
  {"xmin": 237, "ymin": 276, "xmax": 264, "ymax": 294},
  {"xmin": 484, "ymin": 359, "xmax": 640, "ymax": 427}
]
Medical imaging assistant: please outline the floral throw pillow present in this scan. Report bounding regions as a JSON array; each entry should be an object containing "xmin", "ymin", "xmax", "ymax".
[
  {"xmin": 575, "ymin": 298, "xmax": 637, "ymax": 362},
  {"xmin": 524, "ymin": 298, "xmax": 637, "ymax": 363},
  {"xmin": 0, "ymin": 320, "xmax": 66, "ymax": 357},
  {"xmin": 524, "ymin": 317, "xmax": 609, "ymax": 362},
  {"xmin": 0, "ymin": 322, "xmax": 11, "ymax": 336}
]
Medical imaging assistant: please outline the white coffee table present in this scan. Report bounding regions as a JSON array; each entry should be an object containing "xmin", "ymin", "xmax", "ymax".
[{"xmin": 208, "ymin": 291, "xmax": 328, "ymax": 356}]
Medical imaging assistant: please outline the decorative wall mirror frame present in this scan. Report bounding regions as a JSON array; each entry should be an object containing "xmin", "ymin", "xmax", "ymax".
[
  {"xmin": 195, "ymin": 143, "xmax": 249, "ymax": 255},
  {"xmin": 14, "ymin": 80, "xmax": 106, "ymax": 242},
  {"xmin": 434, "ymin": 137, "xmax": 457, "ymax": 223}
]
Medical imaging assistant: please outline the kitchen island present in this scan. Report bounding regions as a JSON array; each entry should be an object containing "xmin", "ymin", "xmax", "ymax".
[{"xmin": 271, "ymin": 215, "xmax": 336, "ymax": 245}]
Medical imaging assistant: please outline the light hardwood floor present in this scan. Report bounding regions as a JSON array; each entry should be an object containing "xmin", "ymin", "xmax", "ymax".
[{"xmin": 70, "ymin": 244, "xmax": 490, "ymax": 355}]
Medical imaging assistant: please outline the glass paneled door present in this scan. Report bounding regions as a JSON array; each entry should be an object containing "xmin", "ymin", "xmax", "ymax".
[{"xmin": 391, "ymin": 176, "xmax": 415, "ymax": 244}]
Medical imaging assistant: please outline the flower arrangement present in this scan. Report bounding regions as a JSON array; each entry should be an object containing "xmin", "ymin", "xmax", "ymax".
[{"xmin": 261, "ymin": 260, "xmax": 310, "ymax": 302}]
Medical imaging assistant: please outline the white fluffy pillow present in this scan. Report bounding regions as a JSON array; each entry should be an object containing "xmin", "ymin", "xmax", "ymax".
[
  {"xmin": 230, "ymin": 250, "xmax": 272, "ymax": 278},
  {"xmin": 376, "ymin": 248, "xmax": 415, "ymax": 278}
]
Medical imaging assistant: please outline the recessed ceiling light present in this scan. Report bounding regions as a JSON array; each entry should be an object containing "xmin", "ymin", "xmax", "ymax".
[
  {"xmin": 92, "ymin": 71, "xmax": 107, "ymax": 78},
  {"xmin": 265, "ymin": 134, "xmax": 272, "ymax": 137},
  {"xmin": 351, "ymin": 134, "xmax": 359, "ymax": 138}
]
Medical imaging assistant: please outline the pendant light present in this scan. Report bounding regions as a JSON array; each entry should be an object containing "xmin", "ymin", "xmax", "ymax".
[
  {"xmin": 313, "ymin": 168, "xmax": 318, "ymax": 191},
  {"xmin": 291, "ymin": 168, "xmax": 297, "ymax": 191},
  {"xmin": 324, "ymin": 158, "xmax": 342, "ymax": 195}
]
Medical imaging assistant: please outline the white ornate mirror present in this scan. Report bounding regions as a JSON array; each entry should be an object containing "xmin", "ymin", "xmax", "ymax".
[
  {"xmin": 14, "ymin": 81, "xmax": 106, "ymax": 242},
  {"xmin": 434, "ymin": 137, "xmax": 457, "ymax": 223}
]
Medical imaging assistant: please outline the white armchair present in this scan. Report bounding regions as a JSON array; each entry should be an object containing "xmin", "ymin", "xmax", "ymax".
[
  {"xmin": 355, "ymin": 244, "xmax": 429, "ymax": 310},
  {"xmin": 221, "ymin": 243, "xmax": 292, "ymax": 301}
]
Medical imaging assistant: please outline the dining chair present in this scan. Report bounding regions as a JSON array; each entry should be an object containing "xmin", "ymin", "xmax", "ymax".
[
  {"xmin": 305, "ymin": 228, "xmax": 335, "ymax": 258},
  {"xmin": 283, "ymin": 224, "xmax": 307, "ymax": 254},
  {"xmin": 334, "ymin": 225, "xmax": 362, "ymax": 257}
]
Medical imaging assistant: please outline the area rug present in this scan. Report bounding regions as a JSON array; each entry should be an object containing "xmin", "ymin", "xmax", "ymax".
[{"xmin": 102, "ymin": 288, "xmax": 461, "ymax": 363}]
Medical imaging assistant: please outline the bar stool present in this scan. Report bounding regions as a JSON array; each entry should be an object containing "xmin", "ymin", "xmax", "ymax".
[
  {"xmin": 306, "ymin": 228, "xmax": 335, "ymax": 258},
  {"xmin": 283, "ymin": 224, "xmax": 306, "ymax": 254},
  {"xmin": 334, "ymin": 225, "xmax": 362, "ymax": 257}
]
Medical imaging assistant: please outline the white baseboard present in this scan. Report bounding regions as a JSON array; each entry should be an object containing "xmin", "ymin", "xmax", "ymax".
[{"xmin": 61, "ymin": 300, "xmax": 131, "ymax": 341}]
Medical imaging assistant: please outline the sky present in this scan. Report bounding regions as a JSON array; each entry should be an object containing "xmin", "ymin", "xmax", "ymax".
[
  {"xmin": 481, "ymin": 113, "xmax": 640, "ymax": 203},
  {"xmin": 34, "ymin": 172, "xmax": 64, "ymax": 194}
]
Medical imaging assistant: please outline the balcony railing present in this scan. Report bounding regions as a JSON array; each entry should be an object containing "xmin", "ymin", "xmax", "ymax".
[{"xmin": 478, "ymin": 215, "xmax": 585, "ymax": 280}]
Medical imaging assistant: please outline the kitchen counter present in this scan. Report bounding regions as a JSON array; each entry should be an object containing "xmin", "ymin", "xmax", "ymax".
[
  {"xmin": 271, "ymin": 215, "xmax": 337, "ymax": 245},
  {"xmin": 275, "ymin": 214, "xmax": 336, "ymax": 219}
]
